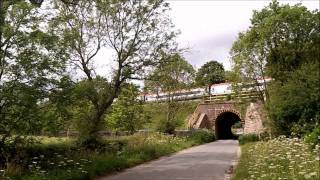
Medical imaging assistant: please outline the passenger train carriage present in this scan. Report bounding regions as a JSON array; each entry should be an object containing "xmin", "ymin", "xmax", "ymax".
[{"xmin": 140, "ymin": 78, "xmax": 272, "ymax": 102}]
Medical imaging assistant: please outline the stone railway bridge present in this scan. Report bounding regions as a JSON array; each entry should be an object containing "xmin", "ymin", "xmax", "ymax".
[{"xmin": 188, "ymin": 98, "xmax": 265, "ymax": 139}]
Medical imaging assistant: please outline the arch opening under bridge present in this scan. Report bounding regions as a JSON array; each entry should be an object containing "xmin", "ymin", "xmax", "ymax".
[{"xmin": 215, "ymin": 111, "xmax": 241, "ymax": 139}]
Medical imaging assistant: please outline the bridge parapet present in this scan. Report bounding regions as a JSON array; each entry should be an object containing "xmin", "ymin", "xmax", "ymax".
[{"xmin": 203, "ymin": 91, "xmax": 261, "ymax": 103}]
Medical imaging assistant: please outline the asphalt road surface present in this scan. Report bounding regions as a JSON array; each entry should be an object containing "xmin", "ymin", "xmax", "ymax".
[{"xmin": 99, "ymin": 140, "xmax": 240, "ymax": 180}]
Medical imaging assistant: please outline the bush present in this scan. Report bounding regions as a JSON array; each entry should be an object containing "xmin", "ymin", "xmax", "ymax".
[
  {"xmin": 188, "ymin": 130, "xmax": 215, "ymax": 144},
  {"xmin": 232, "ymin": 121, "xmax": 242, "ymax": 128},
  {"xmin": 156, "ymin": 118, "xmax": 181, "ymax": 134},
  {"xmin": 267, "ymin": 62, "xmax": 320, "ymax": 136},
  {"xmin": 143, "ymin": 101, "xmax": 198, "ymax": 130},
  {"xmin": 304, "ymin": 126, "xmax": 320, "ymax": 149},
  {"xmin": 238, "ymin": 134, "xmax": 260, "ymax": 145},
  {"xmin": 106, "ymin": 84, "xmax": 148, "ymax": 134},
  {"xmin": 225, "ymin": 94, "xmax": 232, "ymax": 101}
]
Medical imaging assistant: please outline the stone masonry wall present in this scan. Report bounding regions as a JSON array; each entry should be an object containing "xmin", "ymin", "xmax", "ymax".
[
  {"xmin": 189, "ymin": 101, "xmax": 265, "ymax": 134},
  {"xmin": 243, "ymin": 102, "xmax": 264, "ymax": 134}
]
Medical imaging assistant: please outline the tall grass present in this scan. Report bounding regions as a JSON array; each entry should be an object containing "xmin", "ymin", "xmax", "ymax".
[
  {"xmin": 238, "ymin": 134, "xmax": 260, "ymax": 145},
  {"xmin": 1, "ymin": 131, "xmax": 214, "ymax": 179}
]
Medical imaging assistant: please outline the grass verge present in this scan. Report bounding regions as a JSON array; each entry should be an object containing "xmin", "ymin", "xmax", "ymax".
[
  {"xmin": 233, "ymin": 136, "xmax": 320, "ymax": 180},
  {"xmin": 238, "ymin": 134, "xmax": 260, "ymax": 145},
  {"xmin": 1, "ymin": 131, "xmax": 214, "ymax": 180}
]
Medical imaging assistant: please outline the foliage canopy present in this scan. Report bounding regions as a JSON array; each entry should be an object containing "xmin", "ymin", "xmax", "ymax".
[
  {"xmin": 195, "ymin": 60, "xmax": 225, "ymax": 88},
  {"xmin": 230, "ymin": 0, "xmax": 320, "ymax": 136}
]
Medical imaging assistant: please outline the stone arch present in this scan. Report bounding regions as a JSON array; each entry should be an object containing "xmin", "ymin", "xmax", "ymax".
[
  {"xmin": 214, "ymin": 110, "xmax": 242, "ymax": 139},
  {"xmin": 215, "ymin": 109, "xmax": 242, "ymax": 121}
]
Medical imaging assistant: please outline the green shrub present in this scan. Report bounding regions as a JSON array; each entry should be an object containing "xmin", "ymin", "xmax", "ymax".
[
  {"xmin": 267, "ymin": 62, "xmax": 320, "ymax": 136},
  {"xmin": 238, "ymin": 134, "xmax": 260, "ymax": 145},
  {"xmin": 143, "ymin": 101, "xmax": 198, "ymax": 130},
  {"xmin": 225, "ymin": 94, "xmax": 232, "ymax": 101},
  {"xmin": 188, "ymin": 130, "xmax": 215, "ymax": 144},
  {"xmin": 232, "ymin": 121, "xmax": 242, "ymax": 128},
  {"xmin": 304, "ymin": 126, "xmax": 320, "ymax": 149},
  {"xmin": 156, "ymin": 118, "xmax": 181, "ymax": 134}
]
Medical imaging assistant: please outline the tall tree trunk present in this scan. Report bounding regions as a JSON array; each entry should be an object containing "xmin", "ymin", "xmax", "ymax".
[
  {"xmin": 82, "ymin": 73, "xmax": 122, "ymax": 146},
  {"xmin": 84, "ymin": 95, "xmax": 115, "ymax": 144}
]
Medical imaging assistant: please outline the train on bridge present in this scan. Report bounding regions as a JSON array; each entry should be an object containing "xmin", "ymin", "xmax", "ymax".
[{"xmin": 140, "ymin": 78, "xmax": 272, "ymax": 102}]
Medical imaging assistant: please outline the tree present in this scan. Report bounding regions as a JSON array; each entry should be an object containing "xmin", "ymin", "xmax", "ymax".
[
  {"xmin": 230, "ymin": 30, "xmax": 270, "ymax": 102},
  {"xmin": 147, "ymin": 54, "xmax": 195, "ymax": 99},
  {"xmin": 230, "ymin": 0, "xmax": 319, "ymax": 100},
  {"xmin": 253, "ymin": 1, "xmax": 319, "ymax": 83},
  {"xmin": 146, "ymin": 54, "xmax": 195, "ymax": 134},
  {"xmin": 195, "ymin": 60, "xmax": 225, "ymax": 95},
  {"xmin": 267, "ymin": 62, "xmax": 320, "ymax": 136},
  {"xmin": 0, "ymin": 0, "xmax": 67, "ymax": 163},
  {"xmin": 52, "ymin": 0, "xmax": 177, "ymax": 145},
  {"xmin": 39, "ymin": 76, "xmax": 75, "ymax": 136},
  {"xmin": 230, "ymin": 0, "xmax": 319, "ymax": 136},
  {"xmin": 106, "ymin": 84, "xmax": 147, "ymax": 134}
]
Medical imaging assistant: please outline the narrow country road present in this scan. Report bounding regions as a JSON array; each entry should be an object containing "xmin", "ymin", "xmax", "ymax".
[{"xmin": 99, "ymin": 140, "xmax": 240, "ymax": 180}]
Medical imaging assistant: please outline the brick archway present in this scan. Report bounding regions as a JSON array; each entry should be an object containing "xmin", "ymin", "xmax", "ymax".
[
  {"xmin": 214, "ymin": 111, "xmax": 241, "ymax": 139},
  {"xmin": 215, "ymin": 109, "xmax": 242, "ymax": 120},
  {"xmin": 213, "ymin": 109, "xmax": 243, "ymax": 125},
  {"xmin": 188, "ymin": 101, "xmax": 264, "ymax": 137},
  {"xmin": 188, "ymin": 102, "xmax": 244, "ymax": 133}
]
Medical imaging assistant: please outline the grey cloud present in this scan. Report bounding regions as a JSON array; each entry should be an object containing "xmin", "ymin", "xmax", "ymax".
[{"xmin": 181, "ymin": 32, "xmax": 238, "ymax": 70}]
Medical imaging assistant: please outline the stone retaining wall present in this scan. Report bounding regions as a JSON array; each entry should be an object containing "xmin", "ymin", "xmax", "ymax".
[{"xmin": 243, "ymin": 102, "xmax": 264, "ymax": 134}]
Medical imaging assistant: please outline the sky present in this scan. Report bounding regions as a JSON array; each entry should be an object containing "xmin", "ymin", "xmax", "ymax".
[
  {"xmin": 92, "ymin": 0, "xmax": 319, "ymax": 80},
  {"xmin": 166, "ymin": 0, "xmax": 319, "ymax": 70}
]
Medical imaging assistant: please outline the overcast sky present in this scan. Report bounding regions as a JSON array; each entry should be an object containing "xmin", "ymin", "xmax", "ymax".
[
  {"xmin": 167, "ymin": 0, "xmax": 319, "ymax": 70},
  {"xmin": 93, "ymin": 0, "xmax": 319, "ymax": 79}
]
